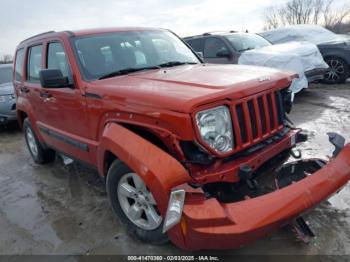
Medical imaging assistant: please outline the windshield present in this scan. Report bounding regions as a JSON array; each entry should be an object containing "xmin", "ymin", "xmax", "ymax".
[
  {"xmin": 261, "ymin": 25, "xmax": 337, "ymax": 45},
  {"xmin": 0, "ymin": 66, "xmax": 13, "ymax": 85},
  {"xmin": 72, "ymin": 30, "xmax": 200, "ymax": 80},
  {"xmin": 224, "ymin": 34, "xmax": 271, "ymax": 52}
]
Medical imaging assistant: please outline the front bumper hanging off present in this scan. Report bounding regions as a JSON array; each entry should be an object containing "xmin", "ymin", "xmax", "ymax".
[{"xmin": 167, "ymin": 135, "xmax": 350, "ymax": 251}]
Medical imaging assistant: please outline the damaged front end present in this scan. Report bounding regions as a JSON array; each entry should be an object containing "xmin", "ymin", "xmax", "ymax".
[{"xmin": 165, "ymin": 133, "xmax": 350, "ymax": 250}]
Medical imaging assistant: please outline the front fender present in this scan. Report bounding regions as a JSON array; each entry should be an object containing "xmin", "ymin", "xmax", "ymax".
[{"xmin": 97, "ymin": 122, "xmax": 192, "ymax": 215}]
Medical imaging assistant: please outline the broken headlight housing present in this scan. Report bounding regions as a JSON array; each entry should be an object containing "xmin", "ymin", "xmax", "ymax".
[
  {"xmin": 195, "ymin": 106, "xmax": 233, "ymax": 153},
  {"xmin": 0, "ymin": 94, "xmax": 14, "ymax": 103}
]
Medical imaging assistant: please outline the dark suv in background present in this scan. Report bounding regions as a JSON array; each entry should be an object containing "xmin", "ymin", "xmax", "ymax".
[{"xmin": 184, "ymin": 32, "xmax": 266, "ymax": 64}]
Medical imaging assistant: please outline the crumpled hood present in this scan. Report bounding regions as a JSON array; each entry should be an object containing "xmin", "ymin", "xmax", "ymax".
[
  {"xmin": 87, "ymin": 64, "xmax": 295, "ymax": 113},
  {"xmin": 0, "ymin": 82, "xmax": 14, "ymax": 95}
]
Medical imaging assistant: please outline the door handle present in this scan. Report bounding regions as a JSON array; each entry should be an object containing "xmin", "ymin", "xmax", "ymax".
[
  {"xmin": 20, "ymin": 86, "xmax": 30, "ymax": 93},
  {"xmin": 40, "ymin": 92, "xmax": 52, "ymax": 99}
]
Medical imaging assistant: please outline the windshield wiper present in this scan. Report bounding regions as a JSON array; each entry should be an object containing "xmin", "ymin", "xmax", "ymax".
[
  {"xmin": 156, "ymin": 61, "xmax": 198, "ymax": 68},
  {"xmin": 98, "ymin": 66, "xmax": 161, "ymax": 80},
  {"xmin": 239, "ymin": 47, "xmax": 255, "ymax": 52}
]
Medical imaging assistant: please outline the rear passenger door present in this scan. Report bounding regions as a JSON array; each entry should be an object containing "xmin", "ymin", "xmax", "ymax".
[
  {"xmin": 24, "ymin": 44, "xmax": 45, "ymax": 126},
  {"xmin": 203, "ymin": 37, "xmax": 233, "ymax": 64}
]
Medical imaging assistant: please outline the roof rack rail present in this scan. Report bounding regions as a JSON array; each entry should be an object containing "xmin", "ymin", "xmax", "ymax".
[
  {"xmin": 184, "ymin": 30, "xmax": 241, "ymax": 39},
  {"xmin": 64, "ymin": 30, "xmax": 75, "ymax": 37},
  {"xmin": 202, "ymin": 30, "xmax": 238, "ymax": 36},
  {"xmin": 20, "ymin": 31, "xmax": 56, "ymax": 44}
]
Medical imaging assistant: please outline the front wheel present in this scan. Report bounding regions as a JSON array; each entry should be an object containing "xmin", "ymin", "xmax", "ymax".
[
  {"xmin": 323, "ymin": 56, "xmax": 349, "ymax": 84},
  {"xmin": 106, "ymin": 160, "xmax": 167, "ymax": 244}
]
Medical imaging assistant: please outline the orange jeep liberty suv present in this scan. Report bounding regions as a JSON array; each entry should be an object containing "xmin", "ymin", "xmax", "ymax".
[{"xmin": 13, "ymin": 28, "xmax": 350, "ymax": 250}]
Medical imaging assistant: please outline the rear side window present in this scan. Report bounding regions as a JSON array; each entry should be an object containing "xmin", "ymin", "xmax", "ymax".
[
  {"xmin": 27, "ymin": 45, "xmax": 43, "ymax": 82},
  {"xmin": 15, "ymin": 49, "xmax": 24, "ymax": 81},
  {"xmin": 204, "ymin": 38, "xmax": 228, "ymax": 58},
  {"xmin": 186, "ymin": 39, "xmax": 204, "ymax": 53},
  {"xmin": 47, "ymin": 42, "xmax": 71, "ymax": 78}
]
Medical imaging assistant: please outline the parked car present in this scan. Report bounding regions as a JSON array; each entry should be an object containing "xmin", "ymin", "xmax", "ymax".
[
  {"xmin": 0, "ymin": 64, "xmax": 16, "ymax": 125},
  {"xmin": 260, "ymin": 24, "xmax": 350, "ymax": 84},
  {"xmin": 14, "ymin": 28, "xmax": 350, "ymax": 251},
  {"xmin": 184, "ymin": 32, "xmax": 328, "ymax": 94}
]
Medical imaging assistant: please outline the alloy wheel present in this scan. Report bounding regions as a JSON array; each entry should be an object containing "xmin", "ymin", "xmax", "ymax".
[
  {"xmin": 325, "ymin": 59, "xmax": 345, "ymax": 83},
  {"xmin": 117, "ymin": 173, "xmax": 162, "ymax": 230}
]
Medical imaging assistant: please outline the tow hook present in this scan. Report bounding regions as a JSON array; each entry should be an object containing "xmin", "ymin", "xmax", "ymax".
[
  {"xmin": 328, "ymin": 132, "xmax": 345, "ymax": 158},
  {"xmin": 291, "ymin": 217, "xmax": 315, "ymax": 244},
  {"xmin": 290, "ymin": 148, "xmax": 302, "ymax": 159},
  {"xmin": 238, "ymin": 165, "xmax": 258, "ymax": 190}
]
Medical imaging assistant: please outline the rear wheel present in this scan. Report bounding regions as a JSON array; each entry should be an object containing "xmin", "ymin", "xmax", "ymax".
[
  {"xmin": 106, "ymin": 160, "xmax": 167, "ymax": 244},
  {"xmin": 23, "ymin": 118, "xmax": 55, "ymax": 164},
  {"xmin": 323, "ymin": 56, "xmax": 349, "ymax": 84}
]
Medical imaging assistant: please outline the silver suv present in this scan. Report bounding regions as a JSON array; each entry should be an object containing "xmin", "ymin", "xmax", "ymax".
[{"xmin": 0, "ymin": 64, "xmax": 16, "ymax": 125}]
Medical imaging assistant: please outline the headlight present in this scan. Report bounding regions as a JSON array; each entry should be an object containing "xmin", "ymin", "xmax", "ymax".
[
  {"xmin": 0, "ymin": 95, "xmax": 13, "ymax": 103},
  {"xmin": 195, "ymin": 106, "xmax": 233, "ymax": 153}
]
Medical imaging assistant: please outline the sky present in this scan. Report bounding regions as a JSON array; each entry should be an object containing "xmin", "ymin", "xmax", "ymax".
[{"xmin": 0, "ymin": 0, "xmax": 347, "ymax": 57}]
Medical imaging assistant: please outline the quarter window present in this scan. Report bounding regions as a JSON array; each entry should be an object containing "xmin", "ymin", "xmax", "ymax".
[
  {"xmin": 47, "ymin": 42, "xmax": 71, "ymax": 79},
  {"xmin": 204, "ymin": 38, "xmax": 228, "ymax": 58},
  {"xmin": 15, "ymin": 49, "xmax": 24, "ymax": 81},
  {"xmin": 27, "ymin": 45, "xmax": 43, "ymax": 82},
  {"xmin": 186, "ymin": 39, "xmax": 204, "ymax": 53}
]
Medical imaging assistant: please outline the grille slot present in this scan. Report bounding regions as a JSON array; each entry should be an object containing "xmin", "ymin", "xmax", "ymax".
[
  {"xmin": 275, "ymin": 91, "xmax": 285, "ymax": 125},
  {"xmin": 236, "ymin": 104, "xmax": 247, "ymax": 143},
  {"xmin": 257, "ymin": 97, "xmax": 267, "ymax": 133},
  {"xmin": 231, "ymin": 90, "xmax": 285, "ymax": 150},
  {"xmin": 266, "ymin": 94, "xmax": 275, "ymax": 129},
  {"xmin": 247, "ymin": 100, "xmax": 258, "ymax": 139}
]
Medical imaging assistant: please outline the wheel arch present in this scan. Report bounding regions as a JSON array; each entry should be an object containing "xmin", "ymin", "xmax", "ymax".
[
  {"xmin": 97, "ymin": 122, "xmax": 191, "ymax": 215},
  {"xmin": 16, "ymin": 110, "xmax": 28, "ymax": 129}
]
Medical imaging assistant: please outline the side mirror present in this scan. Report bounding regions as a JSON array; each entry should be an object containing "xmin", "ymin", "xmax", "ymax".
[
  {"xmin": 196, "ymin": 51, "xmax": 204, "ymax": 59},
  {"xmin": 216, "ymin": 49, "xmax": 231, "ymax": 58},
  {"xmin": 39, "ymin": 69, "xmax": 69, "ymax": 88}
]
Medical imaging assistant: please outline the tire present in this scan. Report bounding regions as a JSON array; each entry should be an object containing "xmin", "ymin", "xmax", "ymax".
[
  {"xmin": 106, "ymin": 159, "xmax": 168, "ymax": 244},
  {"xmin": 323, "ymin": 56, "xmax": 349, "ymax": 84},
  {"xmin": 23, "ymin": 118, "xmax": 55, "ymax": 164}
]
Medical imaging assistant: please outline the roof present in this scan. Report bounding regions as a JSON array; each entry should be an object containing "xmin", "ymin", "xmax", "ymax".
[
  {"xmin": 184, "ymin": 31, "xmax": 247, "ymax": 40},
  {"xmin": 18, "ymin": 27, "xmax": 166, "ymax": 46},
  {"xmin": 71, "ymin": 27, "xmax": 165, "ymax": 37}
]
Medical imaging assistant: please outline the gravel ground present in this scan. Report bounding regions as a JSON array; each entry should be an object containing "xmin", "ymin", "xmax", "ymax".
[{"xmin": 0, "ymin": 82, "xmax": 349, "ymax": 256}]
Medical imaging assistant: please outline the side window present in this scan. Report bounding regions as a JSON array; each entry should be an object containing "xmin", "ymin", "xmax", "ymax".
[
  {"xmin": 186, "ymin": 39, "xmax": 203, "ymax": 53},
  {"xmin": 47, "ymin": 42, "xmax": 71, "ymax": 79},
  {"xmin": 27, "ymin": 45, "xmax": 43, "ymax": 82},
  {"xmin": 204, "ymin": 38, "xmax": 228, "ymax": 58},
  {"xmin": 15, "ymin": 49, "xmax": 24, "ymax": 81}
]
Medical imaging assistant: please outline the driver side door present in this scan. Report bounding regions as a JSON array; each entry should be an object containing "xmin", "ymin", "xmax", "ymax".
[{"xmin": 36, "ymin": 41, "xmax": 91, "ymax": 163}]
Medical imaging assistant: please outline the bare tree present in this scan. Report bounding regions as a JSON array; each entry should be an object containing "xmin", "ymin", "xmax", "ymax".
[
  {"xmin": 262, "ymin": 0, "xmax": 350, "ymax": 31},
  {"xmin": 263, "ymin": 6, "xmax": 281, "ymax": 30},
  {"xmin": 0, "ymin": 54, "xmax": 13, "ymax": 64},
  {"xmin": 323, "ymin": 0, "xmax": 350, "ymax": 28}
]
